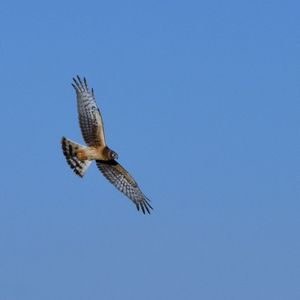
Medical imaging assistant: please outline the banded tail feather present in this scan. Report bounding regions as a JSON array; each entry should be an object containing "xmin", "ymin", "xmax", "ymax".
[{"xmin": 61, "ymin": 137, "xmax": 92, "ymax": 177}]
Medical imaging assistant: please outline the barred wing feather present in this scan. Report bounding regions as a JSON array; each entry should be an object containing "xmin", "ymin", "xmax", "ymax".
[
  {"xmin": 72, "ymin": 76, "xmax": 106, "ymax": 147},
  {"xmin": 96, "ymin": 160, "xmax": 153, "ymax": 214}
]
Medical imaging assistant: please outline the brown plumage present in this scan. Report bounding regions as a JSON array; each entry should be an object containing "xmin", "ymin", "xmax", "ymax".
[{"xmin": 61, "ymin": 76, "xmax": 153, "ymax": 214}]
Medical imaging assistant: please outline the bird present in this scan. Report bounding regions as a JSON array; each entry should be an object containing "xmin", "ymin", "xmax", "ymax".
[{"xmin": 61, "ymin": 76, "xmax": 153, "ymax": 214}]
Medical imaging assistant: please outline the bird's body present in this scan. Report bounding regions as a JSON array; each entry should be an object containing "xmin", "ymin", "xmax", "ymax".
[
  {"xmin": 61, "ymin": 76, "xmax": 152, "ymax": 214},
  {"xmin": 75, "ymin": 145, "xmax": 111, "ymax": 161}
]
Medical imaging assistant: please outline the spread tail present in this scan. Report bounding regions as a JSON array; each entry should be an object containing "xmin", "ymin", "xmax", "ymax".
[{"xmin": 61, "ymin": 137, "xmax": 92, "ymax": 177}]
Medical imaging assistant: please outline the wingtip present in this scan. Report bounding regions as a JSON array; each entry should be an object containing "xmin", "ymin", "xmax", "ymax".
[
  {"xmin": 72, "ymin": 76, "xmax": 78, "ymax": 84},
  {"xmin": 141, "ymin": 204, "xmax": 146, "ymax": 214},
  {"xmin": 77, "ymin": 75, "xmax": 83, "ymax": 86},
  {"xmin": 136, "ymin": 199, "xmax": 153, "ymax": 215}
]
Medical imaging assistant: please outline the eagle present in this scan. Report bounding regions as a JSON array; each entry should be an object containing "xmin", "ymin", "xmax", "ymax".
[{"xmin": 61, "ymin": 76, "xmax": 153, "ymax": 214}]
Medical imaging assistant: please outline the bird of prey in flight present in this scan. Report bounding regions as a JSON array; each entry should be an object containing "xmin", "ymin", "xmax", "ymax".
[{"xmin": 61, "ymin": 76, "xmax": 152, "ymax": 214}]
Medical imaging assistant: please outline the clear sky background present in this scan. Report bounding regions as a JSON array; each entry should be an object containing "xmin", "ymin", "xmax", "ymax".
[{"xmin": 0, "ymin": 0, "xmax": 299, "ymax": 299}]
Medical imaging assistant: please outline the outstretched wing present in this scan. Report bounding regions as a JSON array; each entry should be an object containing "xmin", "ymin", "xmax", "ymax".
[
  {"xmin": 72, "ymin": 76, "xmax": 106, "ymax": 147},
  {"xmin": 96, "ymin": 160, "xmax": 153, "ymax": 214}
]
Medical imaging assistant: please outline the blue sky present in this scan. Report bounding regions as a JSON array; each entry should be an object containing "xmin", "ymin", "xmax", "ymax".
[{"xmin": 0, "ymin": 0, "xmax": 299, "ymax": 299}]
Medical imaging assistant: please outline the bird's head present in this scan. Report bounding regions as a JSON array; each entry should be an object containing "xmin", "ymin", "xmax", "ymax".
[{"xmin": 109, "ymin": 149, "xmax": 119, "ymax": 160}]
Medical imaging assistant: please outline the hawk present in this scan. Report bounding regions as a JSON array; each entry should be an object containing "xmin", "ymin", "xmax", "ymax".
[{"xmin": 61, "ymin": 76, "xmax": 153, "ymax": 214}]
